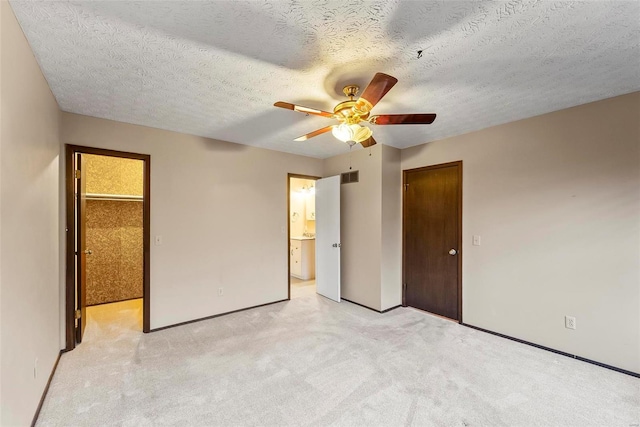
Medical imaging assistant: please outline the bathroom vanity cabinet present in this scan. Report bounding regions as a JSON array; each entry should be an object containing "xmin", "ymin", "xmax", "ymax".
[{"xmin": 290, "ymin": 237, "xmax": 315, "ymax": 280}]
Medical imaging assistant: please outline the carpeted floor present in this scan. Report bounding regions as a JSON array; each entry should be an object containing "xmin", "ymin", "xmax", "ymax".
[{"xmin": 37, "ymin": 290, "xmax": 638, "ymax": 426}]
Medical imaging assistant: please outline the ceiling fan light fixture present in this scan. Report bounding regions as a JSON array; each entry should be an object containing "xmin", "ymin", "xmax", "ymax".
[
  {"xmin": 332, "ymin": 123, "xmax": 372, "ymax": 144},
  {"xmin": 354, "ymin": 125, "xmax": 373, "ymax": 143},
  {"xmin": 275, "ymin": 72, "xmax": 436, "ymax": 149}
]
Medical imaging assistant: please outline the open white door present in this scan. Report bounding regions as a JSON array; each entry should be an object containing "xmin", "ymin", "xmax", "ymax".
[{"xmin": 315, "ymin": 175, "xmax": 341, "ymax": 302}]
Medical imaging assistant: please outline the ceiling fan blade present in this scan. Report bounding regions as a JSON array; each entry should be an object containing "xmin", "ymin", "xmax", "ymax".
[
  {"xmin": 360, "ymin": 136, "xmax": 377, "ymax": 148},
  {"xmin": 369, "ymin": 114, "xmax": 437, "ymax": 125},
  {"xmin": 274, "ymin": 101, "xmax": 334, "ymax": 118},
  {"xmin": 293, "ymin": 125, "xmax": 335, "ymax": 142},
  {"xmin": 354, "ymin": 73, "xmax": 398, "ymax": 113}
]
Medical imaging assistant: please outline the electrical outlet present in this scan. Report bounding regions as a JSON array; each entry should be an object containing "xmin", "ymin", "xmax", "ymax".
[
  {"xmin": 218, "ymin": 287, "xmax": 224, "ymax": 296},
  {"xmin": 565, "ymin": 316, "xmax": 576, "ymax": 330},
  {"xmin": 34, "ymin": 357, "xmax": 39, "ymax": 379}
]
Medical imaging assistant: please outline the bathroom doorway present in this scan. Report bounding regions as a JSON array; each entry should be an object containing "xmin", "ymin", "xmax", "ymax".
[
  {"xmin": 288, "ymin": 174, "xmax": 319, "ymax": 299},
  {"xmin": 65, "ymin": 145, "xmax": 150, "ymax": 351}
]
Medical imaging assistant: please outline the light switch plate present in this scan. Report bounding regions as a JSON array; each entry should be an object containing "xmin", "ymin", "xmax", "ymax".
[{"xmin": 473, "ymin": 235, "xmax": 481, "ymax": 246}]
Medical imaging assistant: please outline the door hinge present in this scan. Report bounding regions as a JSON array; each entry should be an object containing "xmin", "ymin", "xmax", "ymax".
[
  {"xmin": 74, "ymin": 309, "xmax": 81, "ymax": 319},
  {"xmin": 404, "ymin": 183, "xmax": 409, "ymax": 191},
  {"xmin": 74, "ymin": 170, "xmax": 81, "ymax": 179}
]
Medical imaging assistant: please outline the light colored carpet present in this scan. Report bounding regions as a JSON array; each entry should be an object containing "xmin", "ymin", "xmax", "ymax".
[{"xmin": 37, "ymin": 293, "xmax": 638, "ymax": 426}]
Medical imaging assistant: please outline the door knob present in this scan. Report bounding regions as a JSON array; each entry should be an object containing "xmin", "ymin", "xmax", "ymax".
[
  {"xmin": 448, "ymin": 249, "xmax": 457, "ymax": 255},
  {"xmin": 84, "ymin": 249, "xmax": 93, "ymax": 255}
]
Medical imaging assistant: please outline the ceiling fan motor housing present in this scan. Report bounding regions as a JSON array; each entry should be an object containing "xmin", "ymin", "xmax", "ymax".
[
  {"xmin": 336, "ymin": 84, "xmax": 371, "ymax": 122},
  {"xmin": 333, "ymin": 99, "xmax": 369, "ymax": 122}
]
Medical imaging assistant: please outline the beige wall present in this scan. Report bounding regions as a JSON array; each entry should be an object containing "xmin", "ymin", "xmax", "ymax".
[
  {"xmin": 61, "ymin": 112, "xmax": 323, "ymax": 329},
  {"xmin": 0, "ymin": 2, "xmax": 61, "ymax": 425},
  {"xmin": 324, "ymin": 146, "xmax": 383, "ymax": 310},
  {"xmin": 402, "ymin": 92, "xmax": 640, "ymax": 373},
  {"xmin": 380, "ymin": 145, "xmax": 402, "ymax": 311},
  {"xmin": 323, "ymin": 144, "xmax": 403, "ymax": 311}
]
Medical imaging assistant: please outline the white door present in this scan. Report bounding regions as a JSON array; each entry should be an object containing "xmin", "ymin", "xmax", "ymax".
[{"xmin": 315, "ymin": 175, "xmax": 341, "ymax": 302}]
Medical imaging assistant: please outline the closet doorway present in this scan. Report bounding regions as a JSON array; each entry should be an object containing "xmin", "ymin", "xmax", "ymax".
[
  {"xmin": 287, "ymin": 174, "xmax": 320, "ymax": 299},
  {"xmin": 65, "ymin": 145, "xmax": 150, "ymax": 351}
]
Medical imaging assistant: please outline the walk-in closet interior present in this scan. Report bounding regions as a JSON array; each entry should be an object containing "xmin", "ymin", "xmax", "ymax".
[{"xmin": 83, "ymin": 154, "xmax": 144, "ymax": 331}]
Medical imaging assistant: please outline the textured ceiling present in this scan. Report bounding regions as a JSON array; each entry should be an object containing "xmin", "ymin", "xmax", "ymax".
[{"xmin": 10, "ymin": 0, "xmax": 640, "ymax": 159}]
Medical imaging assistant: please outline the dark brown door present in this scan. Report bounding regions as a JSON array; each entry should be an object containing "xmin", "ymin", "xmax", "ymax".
[
  {"xmin": 76, "ymin": 154, "xmax": 88, "ymax": 343},
  {"xmin": 403, "ymin": 161, "xmax": 462, "ymax": 320}
]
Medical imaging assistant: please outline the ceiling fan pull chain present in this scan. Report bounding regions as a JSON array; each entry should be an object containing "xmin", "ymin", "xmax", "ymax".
[{"xmin": 349, "ymin": 145, "xmax": 353, "ymax": 170}]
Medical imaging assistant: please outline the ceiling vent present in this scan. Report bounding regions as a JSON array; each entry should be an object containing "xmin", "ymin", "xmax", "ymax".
[{"xmin": 341, "ymin": 170, "xmax": 359, "ymax": 184}]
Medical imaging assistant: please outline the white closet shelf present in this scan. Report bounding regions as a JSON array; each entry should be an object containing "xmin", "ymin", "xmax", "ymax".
[{"xmin": 86, "ymin": 193, "xmax": 143, "ymax": 202}]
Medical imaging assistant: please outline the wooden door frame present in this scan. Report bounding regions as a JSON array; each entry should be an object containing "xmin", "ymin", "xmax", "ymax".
[
  {"xmin": 402, "ymin": 161, "xmax": 463, "ymax": 323},
  {"xmin": 286, "ymin": 173, "xmax": 321, "ymax": 299},
  {"xmin": 65, "ymin": 144, "xmax": 151, "ymax": 351}
]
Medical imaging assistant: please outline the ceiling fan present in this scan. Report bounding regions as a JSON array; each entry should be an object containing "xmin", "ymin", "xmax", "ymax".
[{"xmin": 274, "ymin": 72, "xmax": 436, "ymax": 148}]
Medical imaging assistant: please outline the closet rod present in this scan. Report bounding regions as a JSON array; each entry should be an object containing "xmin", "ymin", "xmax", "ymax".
[{"xmin": 86, "ymin": 193, "xmax": 143, "ymax": 202}]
